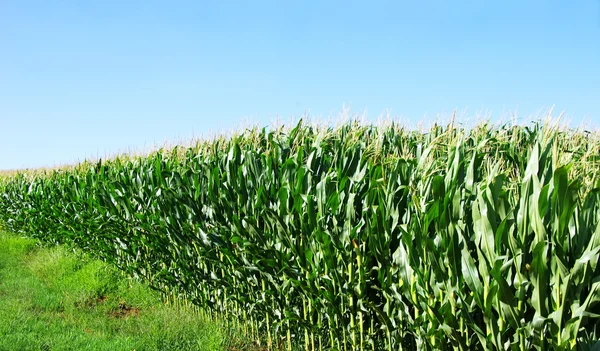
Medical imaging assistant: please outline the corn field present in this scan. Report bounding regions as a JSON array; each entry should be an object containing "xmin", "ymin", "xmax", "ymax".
[{"xmin": 1, "ymin": 120, "xmax": 600, "ymax": 350}]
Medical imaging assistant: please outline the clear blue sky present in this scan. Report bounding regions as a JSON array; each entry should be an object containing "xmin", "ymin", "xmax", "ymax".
[{"xmin": 1, "ymin": 1, "xmax": 599, "ymax": 169}]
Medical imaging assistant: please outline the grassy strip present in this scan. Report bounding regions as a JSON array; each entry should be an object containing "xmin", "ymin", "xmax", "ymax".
[{"xmin": 0, "ymin": 231, "xmax": 253, "ymax": 351}]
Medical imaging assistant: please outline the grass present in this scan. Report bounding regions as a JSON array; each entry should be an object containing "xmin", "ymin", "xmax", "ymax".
[{"xmin": 0, "ymin": 231, "xmax": 255, "ymax": 351}]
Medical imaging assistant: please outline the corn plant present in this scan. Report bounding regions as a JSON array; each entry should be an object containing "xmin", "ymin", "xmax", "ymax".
[{"xmin": 1, "ymin": 119, "xmax": 600, "ymax": 350}]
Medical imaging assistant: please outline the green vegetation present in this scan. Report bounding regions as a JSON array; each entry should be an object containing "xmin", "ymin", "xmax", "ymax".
[
  {"xmin": 1, "ymin": 119, "xmax": 600, "ymax": 350},
  {"xmin": 0, "ymin": 231, "xmax": 248, "ymax": 351}
]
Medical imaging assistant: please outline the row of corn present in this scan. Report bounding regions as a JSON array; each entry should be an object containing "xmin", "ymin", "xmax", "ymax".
[{"xmin": 1, "ymin": 120, "xmax": 600, "ymax": 350}]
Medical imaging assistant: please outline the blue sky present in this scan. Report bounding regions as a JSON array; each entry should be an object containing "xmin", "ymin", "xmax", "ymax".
[{"xmin": 1, "ymin": 0, "xmax": 599, "ymax": 169}]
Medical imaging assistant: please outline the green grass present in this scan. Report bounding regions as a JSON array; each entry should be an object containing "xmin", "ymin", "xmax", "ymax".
[{"xmin": 0, "ymin": 231, "xmax": 251, "ymax": 351}]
